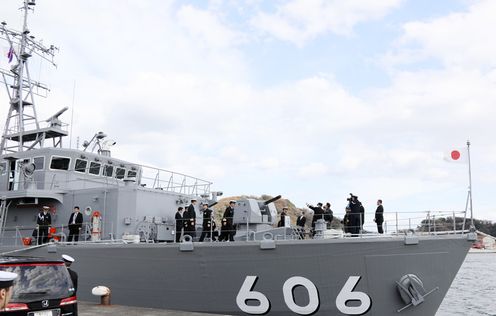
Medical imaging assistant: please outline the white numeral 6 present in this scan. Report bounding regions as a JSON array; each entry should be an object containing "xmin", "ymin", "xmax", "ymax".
[{"xmin": 335, "ymin": 276, "xmax": 371, "ymax": 315}]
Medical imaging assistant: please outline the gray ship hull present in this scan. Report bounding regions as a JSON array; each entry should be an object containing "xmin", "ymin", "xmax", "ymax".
[{"xmin": 9, "ymin": 235, "xmax": 471, "ymax": 316}]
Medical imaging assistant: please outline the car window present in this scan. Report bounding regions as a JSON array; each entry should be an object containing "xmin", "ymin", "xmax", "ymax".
[{"xmin": 1, "ymin": 263, "xmax": 75, "ymax": 302}]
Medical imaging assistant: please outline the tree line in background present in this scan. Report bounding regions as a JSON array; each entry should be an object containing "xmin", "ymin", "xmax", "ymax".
[{"xmin": 417, "ymin": 217, "xmax": 496, "ymax": 236}]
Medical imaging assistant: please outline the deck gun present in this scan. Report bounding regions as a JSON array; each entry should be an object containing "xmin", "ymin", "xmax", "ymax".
[{"xmin": 233, "ymin": 195, "xmax": 281, "ymax": 227}]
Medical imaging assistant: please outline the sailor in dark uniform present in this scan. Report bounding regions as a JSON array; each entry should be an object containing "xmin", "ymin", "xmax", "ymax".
[
  {"xmin": 36, "ymin": 206, "xmax": 52, "ymax": 244},
  {"xmin": 0, "ymin": 271, "xmax": 18, "ymax": 310},
  {"xmin": 277, "ymin": 207, "xmax": 288, "ymax": 227},
  {"xmin": 183, "ymin": 199, "xmax": 197, "ymax": 238},
  {"xmin": 219, "ymin": 200, "xmax": 235, "ymax": 242},
  {"xmin": 374, "ymin": 199, "xmax": 384, "ymax": 234},
  {"xmin": 307, "ymin": 202, "xmax": 324, "ymax": 237},
  {"xmin": 211, "ymin": 220, "xmax": 219, "ymax": 241},
  {"xmin": 175, "ymin": 207, "xmax": 184, "ymax": 242},
  {"xmin": 62, "ymin": 254, "xmax": 78, "ymax": 294},
  {"xmin": 296, "ymin": 211, "xmax": 306, "ymax": 239},
  {"xmin": 199, "ymin": 203, "xmax": 214, "ymax": 242}
]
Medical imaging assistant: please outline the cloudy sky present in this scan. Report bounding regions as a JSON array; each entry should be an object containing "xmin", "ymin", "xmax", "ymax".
[{"xmin": 1, "ymin": 0, "xmax": 495, "ymax": 229}]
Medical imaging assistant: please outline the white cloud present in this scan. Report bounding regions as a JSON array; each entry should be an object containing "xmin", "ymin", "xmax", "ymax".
[
  {"xmin": 385, "ymin": 0, "xmax": 496, "ymax": 69},
  {"xmin": 1, "ymin": 1, "xmax": 495, "ymax": 223},
  {"xmin": 251, "ymin": 0, "xmax": 403, "ymax": 45},
  {"xmin": 298, "ymin": 162, "xmax": 329, "ymax": 177},
  {"xmin": 176, "ymin": 5, "xmax": 246, "ymax": 49}
]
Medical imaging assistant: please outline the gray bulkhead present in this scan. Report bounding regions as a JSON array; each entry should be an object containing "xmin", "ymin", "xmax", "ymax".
[{"xmin": 0, "ymin": 147, "xmax": 209, "ymax": 244}]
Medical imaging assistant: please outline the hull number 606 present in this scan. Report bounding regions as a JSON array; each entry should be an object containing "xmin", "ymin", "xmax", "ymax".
[{"xmin": 236, "ymin": 275, "xmax": 371, "ymax": 315}]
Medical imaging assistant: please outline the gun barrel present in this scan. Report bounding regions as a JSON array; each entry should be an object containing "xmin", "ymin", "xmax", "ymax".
[
  {"xmin": 263, "ymin": 195, "xmax": 282, "ymax": 206},
  {"xmin": 208, "ymin": 202, "xmax": 218, "ymax": 208}
]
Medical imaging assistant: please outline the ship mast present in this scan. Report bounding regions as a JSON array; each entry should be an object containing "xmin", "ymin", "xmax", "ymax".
[{"xmin": 0, "ymin": 0, "xmax": 63, "ymax": 154}]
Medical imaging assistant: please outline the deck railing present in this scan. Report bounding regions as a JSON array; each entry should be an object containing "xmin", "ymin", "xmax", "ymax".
[
  {"xmin": 3, "ymin": 164, "xmax": 212, "ymax": 196},
  {"xmin": 0, "ymin": 210, "xmax": 472, "ymax": 247}
]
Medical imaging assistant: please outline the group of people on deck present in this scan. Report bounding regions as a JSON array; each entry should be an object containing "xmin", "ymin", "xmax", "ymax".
[
  {"xmin": 278, "ymin": 195, "xmax": 385, "ymax": 238},
  {"xmin": 175, "ymin": 199, "xmax": 235, "ymax": 242},
  {"xmin": 174, "ymin": 195, "xmax": 385, "ymax": 242},
  {"xmin": 35, "ymin": 205, "xmax": 84, "ymax": 245}
]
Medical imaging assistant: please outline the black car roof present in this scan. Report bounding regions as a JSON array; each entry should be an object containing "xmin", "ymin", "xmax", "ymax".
[{"xmin": 0, "ymin": 256, "xmax": 64, "ymax": 265}]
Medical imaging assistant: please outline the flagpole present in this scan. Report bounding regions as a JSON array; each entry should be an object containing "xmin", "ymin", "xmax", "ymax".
[{"xmin": 467, "ymin": 140, "xmax": 474, "ymax": 228}]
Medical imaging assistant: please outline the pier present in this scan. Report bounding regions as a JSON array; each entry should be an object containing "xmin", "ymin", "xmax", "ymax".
[{"xmin": 78, "ymin": 301, "xmax": 225, "ymax": 316}]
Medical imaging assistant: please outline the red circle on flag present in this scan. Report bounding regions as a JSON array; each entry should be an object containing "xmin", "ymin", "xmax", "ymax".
[{"xmin": 451, "ymin": 150, "xmax": 461, "ymax": 160}]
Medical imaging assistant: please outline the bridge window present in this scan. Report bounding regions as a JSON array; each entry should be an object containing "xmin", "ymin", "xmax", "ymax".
[
  {"xmin": 50, "ymin": 156, "xmax": 70, "ymax": 170},
  {"xmin": 127, "ymin": 170, "xmax": 137, "ymax": 178},
  {"xmin": 115, "ymin": 167, "xmax": 125, "ymax": 179},
  {"xmin": 104, "ymin": 165, "xmax": 114, "ymax": 177},
  {"xmin": 75, "ymin": 159, "xmax": 88, "ymax": 173},
  {"xmin": 33, "ymin": 157, "xmax": 44, "ymax": 170},
  {"xmin": 89, "ymin": 162, "xmax": 101, "ymax": 175}
]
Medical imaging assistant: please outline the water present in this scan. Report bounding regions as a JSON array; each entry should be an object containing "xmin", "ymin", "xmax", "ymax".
[{"xmin": 437, "ymin": 252, "xmax": 496, "ymax": 316}]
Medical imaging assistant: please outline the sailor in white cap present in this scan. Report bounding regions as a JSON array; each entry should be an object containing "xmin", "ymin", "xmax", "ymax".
[
  {"xmin": 219, "ymin": 200, "xmax": 235, "ymax": 242},
  {"xmin": 0, "ymin": 271, "xmax": 17, "ymax": 310},
  {"xmin": 62, "ymin": 254, "xmax": 78, "ymax": 293},
  {"xmin": 36, "ymin": 206, "xmax": 52, "ymax": 244}
]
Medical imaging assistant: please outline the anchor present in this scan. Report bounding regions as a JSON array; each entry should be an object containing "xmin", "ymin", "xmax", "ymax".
[{"xmin": 396, "ymin": 274, "xmax": 439, "ymax": 313}]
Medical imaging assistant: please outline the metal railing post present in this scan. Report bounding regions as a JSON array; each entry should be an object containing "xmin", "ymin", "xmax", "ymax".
[
  {"xmin": 453, "ymin": 212, "xmax": 456, "ymax": 234},
  {"xmin": 428, "ymin": 211, "xmax": 431, "ymax": 233},
  {"xmin": 395, "ymin": 212, "xmax": 398, "ymax": 235},
  {"xmin": 433, "ymin": 215, "xmax": 436, "ymax": 234},
  {"xmin": 359, "ymin": 214, "xmax": 362, "ymax": 237}
]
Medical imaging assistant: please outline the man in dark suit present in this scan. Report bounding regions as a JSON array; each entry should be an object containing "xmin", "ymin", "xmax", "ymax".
[
  {"xmin": 277, "ymin": 207, "xmax": 288, "ymax": 227},
  {"xmin": 37, "ymin": 206, "xmax": 52, "ymax": 244},
  {"xmin": 175, "ymin": 207, "xmax": 184, "ymax": 242},
  {"xmin": 374, "ymin": 199, "xmax": 384, "ymax": 234},
  {"xmin": 68, "ymin": 206, "xmax": 84, "ymax": 243},
  {"xmin": 348, "ymin": 195, "xmax": 361, "ymax": 236}
]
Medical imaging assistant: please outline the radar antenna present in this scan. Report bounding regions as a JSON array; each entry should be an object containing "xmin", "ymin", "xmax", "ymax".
[{"xmin": 0, "ymin": 0, "xmax": 65, "ymax": 154}]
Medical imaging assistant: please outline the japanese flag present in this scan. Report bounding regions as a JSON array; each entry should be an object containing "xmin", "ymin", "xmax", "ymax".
[{"xmin": 444, "ymin": 149, "xmax": 467, "ymax": 163}]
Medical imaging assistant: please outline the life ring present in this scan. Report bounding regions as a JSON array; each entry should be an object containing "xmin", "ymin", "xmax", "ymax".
[
  {"xmin": 181, "ymin": 235, "xmax": 193, "ymax": 243},
  {"xmin": 262, "ymin": 232, "xmax": 274, "ymax": 241}
]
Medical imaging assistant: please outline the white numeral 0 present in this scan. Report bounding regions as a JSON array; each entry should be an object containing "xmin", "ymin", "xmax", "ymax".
[
  {"xmin": 335, "ymin": 276, "xmax": 371, "ymax": 315},
  {"xmin": 283, "ymin": 276, "xmax": 319, "ymax": 315},
  {"xmin": 236, "ymin": 276, "xmax": 270, "ymax": 314}
]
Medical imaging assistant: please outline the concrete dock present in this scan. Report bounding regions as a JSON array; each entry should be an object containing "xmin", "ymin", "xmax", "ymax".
[{"xmin": 79, "ymin": 301, "xmax": 227, "ymax": 316}]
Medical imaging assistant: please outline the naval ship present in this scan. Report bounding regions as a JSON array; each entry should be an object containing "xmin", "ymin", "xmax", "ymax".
[{"xmin": 0, "ymin": 2, "xmax": 475, "ymax": 315}]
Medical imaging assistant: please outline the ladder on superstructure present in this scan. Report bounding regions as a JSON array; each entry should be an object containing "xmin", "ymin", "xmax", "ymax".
[
  {"xmin": 0, "ymin": 0, "xmax": 62, "ymax": 155},
  {"xmin": 0, "ymin": 0, "xmax": 61, "ymax": 237}
]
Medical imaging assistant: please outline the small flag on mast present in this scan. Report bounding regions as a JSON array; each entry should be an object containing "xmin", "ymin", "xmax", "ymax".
[{"xmin": 7, "ymin": 46, "xmax": 14, "ymax": 63}]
